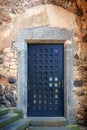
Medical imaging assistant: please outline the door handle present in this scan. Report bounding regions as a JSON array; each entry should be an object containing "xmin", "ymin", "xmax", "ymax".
[
  {"xmin": 58, "ymin": 81, "xmax": 61, "ymax": 88},
  {"xmin": 58, "ymin": 80, "xmax": 64, "ymax": 89}
]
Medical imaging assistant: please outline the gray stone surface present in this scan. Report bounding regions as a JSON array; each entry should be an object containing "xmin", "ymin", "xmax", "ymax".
[
  {"xmin": 65, "ymin": 41, "xmax": 75, "ymax": 124},
  {"xmin": 2, "ymin": 119, "xmax": 29, "ymax": 130},
  {"xmin": 29, "ymin": 127, "xmax": 71, "ymax": 130},
  {"xmin": 29, "ymin": 117, "xmax": 68, "ymax": 127},
  {"xmin": 18, "ymin": 27, "xmax": 72, "ymax": 42},
  {"xmin": 14, "ymin": 27, "xmax": 75, "ymax": 124},
  {"xmin": 14, "ymin": 42, "xmax": 28, "ymax": 117}
]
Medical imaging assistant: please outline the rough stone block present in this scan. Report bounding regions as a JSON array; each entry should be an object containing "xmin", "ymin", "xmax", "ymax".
[
  {"xmin": 77, "ymin": 119, "xmax": 85, "ymax": 125},
  {"xmin": 77, "ymin": 66, "xmax": 87, "ymax": 72},
  {"xmin": 76, "ymin": 90, "xmax": 84, "ymax": 96},
  {"xmin": 73, "ymin": 59, "xmax": 81, "ymax": 66},
  {"xmin": 10, "ymin": 65, "xmax": 17, "ymax": 69},
  {"xmin": 80, "ymin": 50, "xmax": 87, "ymax": 60},
  {"xmin": 73, "ymin": 80, "xmax": 83, "ymax": 87},
  {"xmin": 32, "ymin": 0, "xmax": 43, "ymax": 6},
  {"xmin": 0, "ymin": 84, "xmax": 4, "ymax": 95},
  {"xmin": 76, "ymin": 7, "xmax": 83, "ymax": 16},
  {"xmin": 8, "ymin": 77, "xmax": 16, "ymax": 84},
  {"xmin": 0, "ymin": 57, "xmax": 4, "ymax": 64},
  {"xmin": 82, "ymin": 34, "xmax": 87, "ymax": 42},
  {"xmin": 74, "ymin": 54, "xmax": 79, "ymax": 59}
]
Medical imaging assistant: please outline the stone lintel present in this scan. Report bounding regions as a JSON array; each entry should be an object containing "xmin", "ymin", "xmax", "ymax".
[{"xmin": 18, "ymin": 27, "xmax": 72, "ymax": 42}]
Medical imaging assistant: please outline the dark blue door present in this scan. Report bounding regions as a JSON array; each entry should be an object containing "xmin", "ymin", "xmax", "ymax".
[{"xmin": 28, "ymin": 44, "xmax": 64, "ymax": 117}]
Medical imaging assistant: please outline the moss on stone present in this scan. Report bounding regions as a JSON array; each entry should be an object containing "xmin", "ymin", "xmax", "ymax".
[
  {"xmin": 13, "ymin": 108, "xmax": 23, "ymax": 118},
  {"xmin": 67, "ymin": 125, "xmax": 80, "ymax": 130}
]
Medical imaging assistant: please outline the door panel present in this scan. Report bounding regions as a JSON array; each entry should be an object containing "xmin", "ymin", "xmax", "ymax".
[{"xmin": 28, "ymin": 44, "xmax": 64, "ymax": 117}]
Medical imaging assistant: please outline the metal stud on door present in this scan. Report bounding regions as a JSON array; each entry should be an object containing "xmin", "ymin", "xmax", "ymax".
[{"xmin": 28, "ymin": 44, "xmax": 64, "ymax": 117}]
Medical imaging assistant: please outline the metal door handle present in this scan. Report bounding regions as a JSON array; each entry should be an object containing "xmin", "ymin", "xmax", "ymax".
[{"xmin": 58, "ymin": 81, "xmax": 61, "ymax": 88}]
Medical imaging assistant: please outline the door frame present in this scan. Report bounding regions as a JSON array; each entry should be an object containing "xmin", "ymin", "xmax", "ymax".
[{"xmin": 13, "ymin": 27, "xmax": 75, "ymax": 124}]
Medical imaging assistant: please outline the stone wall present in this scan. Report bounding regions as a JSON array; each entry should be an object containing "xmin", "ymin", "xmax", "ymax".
[
  {"xmin": 73, "ymin": 43, "xmax": 87, "ymax": 126},
  {"xmin": 0, "ymin": 0, "xmax": 87, "ymax": 127},
  {"xmin": 0, "ymin": 47, "xmax": 17, "ymax": 108},
  {"xmin": 72, "ymin": 0, "xmax": 87, "ymax": 127},
  {"xmin": 0, "ymin": 47, "xmax": 17, "ymax": 78},
  {"xmin": 0, "ymin": 74, "xmax": 17, "ymax": 107}
]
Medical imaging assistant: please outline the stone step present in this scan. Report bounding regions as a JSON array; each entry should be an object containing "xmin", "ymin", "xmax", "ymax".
[
  {"xmin": 1, "ymin": 119, "xmax": 29, "ymax": 130},
  {"xmin": 29, "ymin": 127, "xmax": 70, "ymax": 130},
  {"xmin": 29, "ymin": 117, "xmax": 68, "ymax": 127},
  {"xmin": 0, "ymin": 106, "xmax": 9, "ymax": 117},
  {"xmin": 29, "ymin": 126, "xmax": 80, "ymax": 130},
  {"xmin": 0, "ymin": 113, "xmax": 20, "ymax": 129}
]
